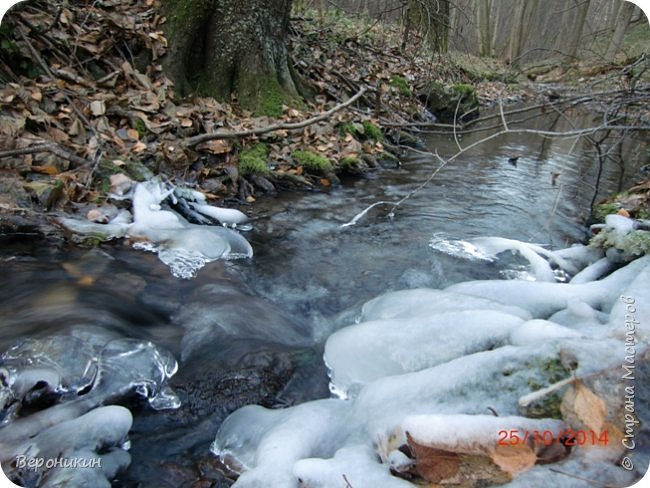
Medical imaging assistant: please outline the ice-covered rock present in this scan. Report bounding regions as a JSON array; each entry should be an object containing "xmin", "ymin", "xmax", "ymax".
[
  {"xmin": 445, "ymin": 255, "xmax": 650, "ymax": 318},
  {"xmin": 211, "ymin": 248, "xmax": 650, "ymax": 488},
  {"xmin": 58, "ymin": 178, "xmax": 253, "ymax": 278},
  {"xmin": 508, "ymin": 319, "xmax": 583, "ymax": 346},
  {"xmin": 0, "ymin": 332, "xmax": 181, "ymax": 487},
  {"xmin": 359, "ymin": 288, "xmax": 531, "ymax": 322},
  {"xmin": 569, "ymin": 257, "xmax": 615, "ymax": 283},
  {"xmin": 325, "ymin": 310, "xmax": 525, "ymax": 397},
  {"xmin": 190, "ymin": 202, "xmax": 248, "ymax": 226}
]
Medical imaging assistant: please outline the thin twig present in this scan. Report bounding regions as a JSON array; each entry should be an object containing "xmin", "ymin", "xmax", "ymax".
[
  {"xmin": 339, "ymin": 119, "xmax": 648, "ymax": 228},
  {"xmin": 185, "ymin": 87, "xmax": 367, "ymax": 148},
  {"xmin": 342, "ymin": 473, "xmax": 353, "ymax": 488}
]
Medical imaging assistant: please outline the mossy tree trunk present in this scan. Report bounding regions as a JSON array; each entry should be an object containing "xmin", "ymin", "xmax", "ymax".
[{"xmin": 161, "ymin": 0, "xmax": 301, "ymax": 116}]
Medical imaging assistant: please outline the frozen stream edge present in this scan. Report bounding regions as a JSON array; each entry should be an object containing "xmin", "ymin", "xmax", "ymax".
[{"xmin": 211, "ymin": 219, "xmax": 650, "ymax": 488}]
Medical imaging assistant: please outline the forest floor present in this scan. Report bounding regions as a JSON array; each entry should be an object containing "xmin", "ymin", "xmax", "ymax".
[{"xmin": 0, "ymin": 2, "xmax": 648, "ymax": 239}]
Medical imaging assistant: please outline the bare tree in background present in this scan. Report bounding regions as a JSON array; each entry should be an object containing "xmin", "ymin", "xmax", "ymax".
[
  {"xmin": 476, "ymin": 0, "xmax": 491, "ymax": 56},
  {"xmin": 564, "ymin": 0, "xmax": 591, "ymax": 59},
  {"xmin": 606, "ymin": 0, "xmax": 636, "ymax": 61},
  {"xmin": 403, "ymin": 0, "xmax": 451, "ymax": 53},
  {"xmin": 506, "ymin": 0, "xmax": 538, "ymax": 65}
]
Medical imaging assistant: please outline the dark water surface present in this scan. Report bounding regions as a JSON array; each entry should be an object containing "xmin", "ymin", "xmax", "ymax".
[{"xmin": 0, "ymin": 106, "xmax": 646, "ymax": 485}]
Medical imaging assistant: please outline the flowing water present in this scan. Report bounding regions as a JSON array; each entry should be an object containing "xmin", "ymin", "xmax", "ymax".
[{"xmin": 0, "ymin": 106, "xmax": 647, "ymax": 485}]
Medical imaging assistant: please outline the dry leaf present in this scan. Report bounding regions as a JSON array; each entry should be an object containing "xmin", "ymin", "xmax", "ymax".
[
  {"xmin": 198, "ymin": 139, "xmax": 231, "ymax": 154},
  {"xmin": 563, "ymin": 381, "xmax": 606, "ymax": 432},
  {"xmin": 492, "ymin": 443, "xmax": 537, "ymax": 474},
  {"xmin": 407, "ymin": 434, "xmax": 460, "ymax": 483},
  {"xmin": 90, "ymin": 100, "xmax": 106, "ymax": 116},
  {"xmin": 132, "ymin": 141, "xmax": 147, "ymax": 153},
  {"xmin": 31, "ymin": 165, "xmax": 59, "ymax": 176}
]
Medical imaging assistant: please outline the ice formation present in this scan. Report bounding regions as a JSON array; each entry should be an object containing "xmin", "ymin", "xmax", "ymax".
[
  {"xmin": 0, "ymin": 333, "xmax": 180, "ymax": 486},
  {"xmin": 58, "ymin": 178, "xmax": 252, "ymax": 278},
  {"xmin": 211, "ymin": 222, "xmax": 650, "ymax": 488}
]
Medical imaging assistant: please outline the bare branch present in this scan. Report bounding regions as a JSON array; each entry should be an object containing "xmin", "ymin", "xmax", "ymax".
[
  {"xmin": 0, "ymin": 143, "xmax": 90, "ymax": 167},
  {"xmin": 498, "ymin": 98, "xmax": 508, "ymax": 130},
  {"xmin": 185, "ymin": 87, "xmax": 368, "ymax": 148},
  {"xmin": 339, "ymin": 118, "xmax": 649, "ymax": 228}
]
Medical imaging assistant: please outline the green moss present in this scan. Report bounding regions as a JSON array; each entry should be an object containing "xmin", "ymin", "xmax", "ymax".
[
  {"xmin": 636, "ymin": 208, "xmax": 650, "ymax": 220},
  {"xmin": 292, "ymin": 150, "xmax": 332, "ymax": 172},
  {"xmin": 593, "ymin": 202, "xmax": 620, "ymax": 222},
  {"xmin": 390, "ymin": 75, "xmax": 411, "ymax": 96},
  {"xmin": 340, "ymin": 155, "xmax": 361, "ymax": 169},
  {"xmin": 522, "ymin": 357, "xmax": 574, "ymax": 419},
  {"xmin": 131, "ymin": 117, "xmax": 147, "ymax": 139},
  {"xmin": 339, "ymin": 122, "xmax": 358, "ymax": 137},
  {"xmin": 378, "ymin": 150, "xmax": 398, "ymax": 162},
  {"xmin": 622, "ymin": 230, "xmax": 650, "ymax": 256},
  {"xmin": 362, "ymin": 121, "xmax": 383, "ymax": 141},
  {"xmin": 239, "ymin": 144, "xmax": 270, "ymax": 175},
  {"xmin": 451, "ymin": 83, "xmax": 478, "ymax": 102},
  {"xmin": 339, "ymin": 121, "xmax": 382, "ymax": 141},
  {"xmin": 255, "ymin": 77, "xmax": 285, "ymax": 117}
]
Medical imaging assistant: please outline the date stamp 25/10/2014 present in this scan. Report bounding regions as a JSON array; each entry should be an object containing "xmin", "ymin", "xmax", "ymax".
[{"xmin": 497, "ymin": 429, "xmax": 609, "ymax": 447}]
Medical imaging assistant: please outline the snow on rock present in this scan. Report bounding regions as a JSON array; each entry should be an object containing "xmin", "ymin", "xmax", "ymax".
[
  {"xmin": 609, "ymin": 260, "xmax": 650, "ymax": 344},
  {"xmin": 293, "ymin": 444, "xmax": 413, "ymax": 488},
  {"xmin": 509, "ymin": 319, "xmax": 583, "ymax": 346},
  {"xmin": 212, "ymin": 399, "xmax": 349, "ymax": 487},
  {"xmin": 445, "ymin": 255, "xmax": 650, "ymax": 318},
  {"xmin": 568, "ymin": 257, "xmax": 615, "ymax": 284},
  {"xmin": 211, "ymin": 243, "xmax": 650, "ymax": 488},
  {"xmin": 548, "ymin": 301, "xmax": 609, "ymax": 329},
  {"xmin": 325, "ymin": 311, "xmax": 525, "ymax": 398},
  {"xmin": 359, "ymin": 288, "xmax": 531, "ymax": 322}
]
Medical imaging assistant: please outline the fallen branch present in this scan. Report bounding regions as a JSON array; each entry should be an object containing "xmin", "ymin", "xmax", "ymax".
[
  {"xmin": 0, "ymin": 143, "xmax": 90, "ymax": 167},
  {"xmin": 185, "ymin": 87, "xmax": 367, "ymax": 148}
]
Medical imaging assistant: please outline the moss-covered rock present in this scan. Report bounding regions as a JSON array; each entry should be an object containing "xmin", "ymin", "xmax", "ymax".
[
  {"xmin": 361, "ymin": 120, "xmax": 383, "ymax": 141},
  {"xmin": 519, "ymin": 356, "xmax": 575, "ymax": 419},
  {"xmin": 590, "ymin": 228, "xmax": 650, "ymax": 258},
  {"xmin": 23, "ymin": 179, "xmax": 64, "ymax": 210},
  {"xmin": 239, "ymin": 144, "xmax": 270, "ymax": 175},
  {"xmin": 416, "ymin": 81, "xmax": 479, "ymax": 123},
  {"xmin": 292, "ymin": 150, "xmax": 332, "ymax": 172},
  {"xmin": 593, "ymin": 202, "xmax": 621, "ymax": 222}
]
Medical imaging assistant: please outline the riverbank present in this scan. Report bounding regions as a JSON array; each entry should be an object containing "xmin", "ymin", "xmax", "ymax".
[{"xmin": 2, "ymin": 2, "xmax": 648, "ymax": 243}]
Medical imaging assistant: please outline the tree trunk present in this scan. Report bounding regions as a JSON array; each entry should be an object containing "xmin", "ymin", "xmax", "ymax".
[
  {"xmin": 477, "ymin": 0, "xmax": 491, "ymax": 56},
  {"xmin": 605, "ymin": 0, "xmax": 635, "ymax": 62},
  {"xmin": 565, "ymin": 0, "xmax": 591, "ymax": 59},
  {"xmin": 403, "ymin": 0, "xmax": 450, "ymax": 53},
  {"xmin": 161, "ymin": 0, "xmax": 301, "ymax": 116},
  {"xmin": 506, "ymin": 0, "xmax": 537, "ymax": 65}
]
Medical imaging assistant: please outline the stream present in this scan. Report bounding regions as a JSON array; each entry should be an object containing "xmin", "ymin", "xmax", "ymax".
[{"xmin": 0, "ymin": 105, "xmax": 647, "ymax": 487}]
